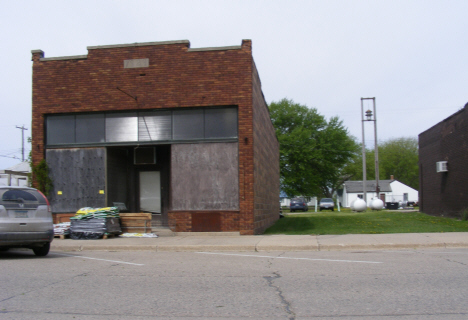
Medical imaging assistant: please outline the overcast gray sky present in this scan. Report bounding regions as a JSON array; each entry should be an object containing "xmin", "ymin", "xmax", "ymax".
[{"xmin": 1, "ymin": 0, "xmax": 467, "ymax": 169}]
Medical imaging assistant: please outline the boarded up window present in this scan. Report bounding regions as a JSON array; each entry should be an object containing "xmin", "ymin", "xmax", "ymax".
[
  {"xmin": 171, "ymin": 142, "xmax": 239, "ymax": 210},
  {"xmin": 46, "ymin": 148, "xmax": 106, "ymax": 213}
]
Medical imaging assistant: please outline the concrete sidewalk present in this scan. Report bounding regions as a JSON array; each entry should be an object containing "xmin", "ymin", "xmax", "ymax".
[{"xmin": 51, "ymin": 232, "xmax": 468, "ymax": 252}]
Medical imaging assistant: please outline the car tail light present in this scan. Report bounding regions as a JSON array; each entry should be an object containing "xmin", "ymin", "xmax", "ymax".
[{"xmin": 37, "ymin": 190, "xmax": 51, "ymax": 212}]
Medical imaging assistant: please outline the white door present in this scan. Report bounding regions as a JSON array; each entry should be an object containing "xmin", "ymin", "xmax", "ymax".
[{"xmin": 139, "ymin": 171, "xmax": 161, "ymax": 213}]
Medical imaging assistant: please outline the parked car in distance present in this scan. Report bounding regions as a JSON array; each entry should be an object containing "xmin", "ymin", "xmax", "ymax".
[
  {"xmin": 319, "ymin": 198, "xmax": 335, "ymax": 211},
  {"xmin": 290, "ymin": 197, "xmax": 308, "ymax": 212},
  {"xmin": 0, "ymin": 186, "xmax": 53, "ymax": 256}
]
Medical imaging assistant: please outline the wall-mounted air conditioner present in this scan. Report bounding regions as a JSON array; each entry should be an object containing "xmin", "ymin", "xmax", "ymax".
[
  {"xmin": 436, "ymin": 161, "xmax": 448, "ymax": 173},
  {"xmin": 134, "ymin": 147, "xmax": 156, "ymax": 165}
]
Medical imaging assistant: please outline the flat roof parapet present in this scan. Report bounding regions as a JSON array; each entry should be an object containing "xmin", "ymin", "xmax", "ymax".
[
  {"xmin": 188, "ymin": 45, "xmax": 242, "ymax": 52},
  {"xmin": 32, "ymin": 39, "xmax": 252, "ymax": 62},
  {"xmin": 87, "ymin": 40, "xmax": 190, "ymax": 50},
  {"xmin": 40, "ymin": 55, "xmax": 88, "ymax": 61}
]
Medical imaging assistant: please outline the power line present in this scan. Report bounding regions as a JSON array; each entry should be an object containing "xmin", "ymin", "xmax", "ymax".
[{"xmin": 0, "ymin": 154, "xmax": 20, "ymax": 160}]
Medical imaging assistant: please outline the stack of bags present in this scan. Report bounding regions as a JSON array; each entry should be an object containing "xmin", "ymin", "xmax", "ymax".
[
  {"xmin": 71, "ymin": 207, "xmax": 120, "ymax": 220},
  {"xmin": 53, "ymin": 222, "xmax": 71, "ymax": 236},
  {"xmin": 70, "ymin": 207, "xmax": 121, "ymax": 240}
]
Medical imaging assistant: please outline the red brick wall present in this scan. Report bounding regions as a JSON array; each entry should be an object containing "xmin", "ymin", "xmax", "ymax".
[
  {"xmin": 252, "ymin": 62, "xmax": 280, "ymax": 234},
  {"xmin": 419, "ymin": 105, "xmax": 468, "ymax": 217},
  {"xmin": 168, "ymin": 211, "xmax": 241, "ymax": 232},
  {"xmin": 31, "ymin": 39, "xmax": 274, "ymax": 234}
]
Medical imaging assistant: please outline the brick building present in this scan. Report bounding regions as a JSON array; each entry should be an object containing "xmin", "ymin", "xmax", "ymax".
[
  {"xmin": 418, "ymin": 103, "xmax": 468, "ymax": 216},
  {"xmin": 31, "ymin": 40, "xmax": 279, "ymax": 235}
]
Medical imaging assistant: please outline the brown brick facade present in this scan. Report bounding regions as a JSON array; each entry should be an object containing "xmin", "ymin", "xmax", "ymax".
[
  {"xmin": 419, "ymin": 104, "xmax": 468, "ymax": 217},
  {"xmin": 252, "ymin": 62, "xmax": 280, "ymax": 234},
  {"xmin": 31, "ymin": 40, "xmax": 278, "ymax": 235}
]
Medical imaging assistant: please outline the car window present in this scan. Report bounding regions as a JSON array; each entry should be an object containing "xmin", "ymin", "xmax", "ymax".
[
  {"xmin": 320, "ymin": 198, "xmax": 333, "ymax": 203},
  {"xmin": 1, "ymin": 189, "xmax": 40, "ymax": 202}
]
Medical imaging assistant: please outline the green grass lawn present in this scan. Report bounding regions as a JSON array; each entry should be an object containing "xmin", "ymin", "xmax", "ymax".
[{"xmin": 265, "ymin": 210, "xmax": 468, "ymax": 235}]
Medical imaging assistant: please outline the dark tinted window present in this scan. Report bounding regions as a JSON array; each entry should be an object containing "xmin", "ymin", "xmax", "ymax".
[
  {"xmin": 46, "ymin": 107, "xmax": 238, "ymax": 146},
  {"xmin": 76, "ymin": 114, "xmax": 105, "ymax": 143},
  {"xmin": 47, "ymin": 115, "xmax": 75, "ymax": 145},
  {"xmin": 173, "ymin": 109, "xmax": 204, "ymax": 140},
  {"xmin": 205, "ymin": 108, "xmax": 238, "ymax": 138}
]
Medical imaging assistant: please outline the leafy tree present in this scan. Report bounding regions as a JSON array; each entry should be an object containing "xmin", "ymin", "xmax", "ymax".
[
  {"xmin": 344, "ymin": 137, "xmax": 419, "ymax": 190},
  {"xmin": 378, "ymin": 137, "xmax": 419, "ymax": 189},
  {"xmin": 269, "ymin": 98, "xmax": 359, "ymax": 198},
  {"xmin": 27, "ymin": 137, "xmax": 53, "ymax": 195}
]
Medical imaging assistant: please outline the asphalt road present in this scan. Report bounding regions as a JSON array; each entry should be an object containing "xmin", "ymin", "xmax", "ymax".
[{"xmin": 1, "ymin": 248, "xmax": 468, "ymax": 319}]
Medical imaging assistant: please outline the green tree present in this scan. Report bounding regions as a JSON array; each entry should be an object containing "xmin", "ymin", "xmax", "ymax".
[
  {"xmin": 269, "ymin": 98, "xmax": 359, "ymax": 198},
  {"xmin": 27, "ymin": 137, "xmax": 53, "ymax": 195},
  {"xmin": 378, "ymin": 137, "xmax": 419, "ymax": 189},
  {"xmin": 344, "ymin": 137, "xmax": 419, "ymax": 190}
]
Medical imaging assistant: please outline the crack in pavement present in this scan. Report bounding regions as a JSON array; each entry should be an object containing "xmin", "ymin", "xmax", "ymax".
[
  {"xmin": 315, "ymin": 235, "xmax": 322, "ymax": 251},
  {"xmin": 445, "ymin": 258, "xmax": 468, "ymax": 267},
  {"xmin": 264, "ymin": 271, "xmax": 296, "ymax": 320}
]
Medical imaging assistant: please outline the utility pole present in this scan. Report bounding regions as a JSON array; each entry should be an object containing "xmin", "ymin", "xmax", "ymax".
[
  {"xmin": 361, "ymin": 99, "xmax": 367, "ymax": 204},
  {"xmin": 16, "ymin": 125, "xmax": 28, "ymax": 162},
  {"xmin": 361, "ymin": 98, "xmax": 379, "ymax": 205}
]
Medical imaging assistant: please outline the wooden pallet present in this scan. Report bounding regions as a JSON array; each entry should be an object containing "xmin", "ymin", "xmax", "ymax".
[
  {"xmin": 119, "ymin": 213, "xmax": 152, "ymax": 233},
  {"xmin": 54, "ymin": 234, "xmax": 69, "ymax": 240}
]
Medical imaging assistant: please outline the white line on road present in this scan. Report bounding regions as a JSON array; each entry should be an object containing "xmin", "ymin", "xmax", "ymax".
[
  {"xmin": 198, "ymin": 252, "xmax": 383, "ymax": 264},
  {"xmin": 52, "ymin": 253, "xmax": 145, "ymax": 266}
]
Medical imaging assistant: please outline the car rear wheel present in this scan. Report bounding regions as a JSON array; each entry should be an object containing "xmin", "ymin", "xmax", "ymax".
[{"xmin": 33, "ymin": 243, "xmax": 50, "ymax": 257}]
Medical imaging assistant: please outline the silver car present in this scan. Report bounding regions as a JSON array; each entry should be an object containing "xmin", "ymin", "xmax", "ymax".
[
  {"xmin": 319, "ymin": 198, "xmax": 335, "ymax": 211},
  {"xmin": 0, "ymin": 186, "xmax": 53, "ymax": 256}
]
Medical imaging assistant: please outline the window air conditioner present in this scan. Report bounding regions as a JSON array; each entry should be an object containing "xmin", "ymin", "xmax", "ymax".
[
  {"xmin": 134, "ymin": 147, "xmax": 156, "ymax": 165},
  {"xmin": 436, "ymin": 161, "xmax": 448, "ymax": 173}
]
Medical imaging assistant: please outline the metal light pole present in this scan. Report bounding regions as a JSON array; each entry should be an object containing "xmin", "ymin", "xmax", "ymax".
[{"xmin": 361, "ymin": 98, "xmax": 379, "ymax": 205}]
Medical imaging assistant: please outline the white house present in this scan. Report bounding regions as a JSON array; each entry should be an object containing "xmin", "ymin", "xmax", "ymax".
[
  {"xmin": 338, "ymin": 179, "xmax": 418, "ymax": 208},
  {"xmin": 0, "ymin": 162, "xmax": 30, "ymax": 187}
]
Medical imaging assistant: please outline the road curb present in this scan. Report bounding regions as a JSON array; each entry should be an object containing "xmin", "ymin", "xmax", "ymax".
[
  {"xmin": 50, "ymin": 232, "xmax": 468, "ymax": 252},
  {"xmin": 51, "ymin": 242, "xmax": 468, "ymax": 252}
]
